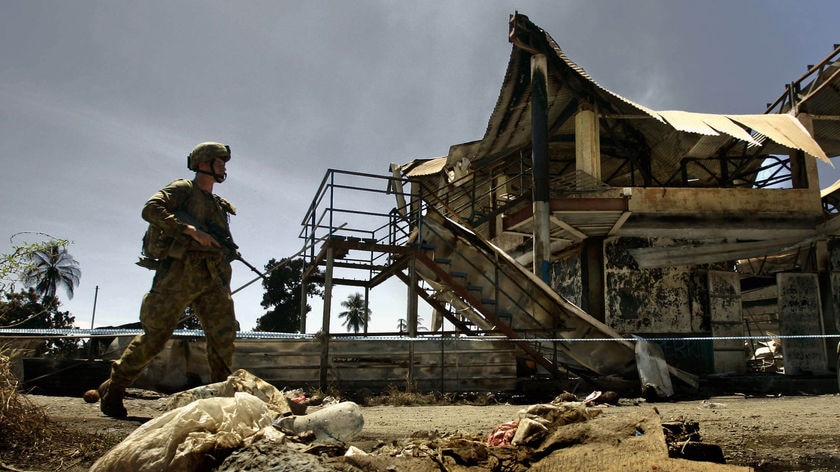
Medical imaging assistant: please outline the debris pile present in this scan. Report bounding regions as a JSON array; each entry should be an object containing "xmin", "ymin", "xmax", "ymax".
[
  {"xmin": 87, "ymin": 372, "xmax": 749, "ymax": 471},
  {"xmin": 663, "ymin": 417, "xmax": 727, "ymax": 464},
  {"xmin": 486, "ymin": 400, "xmax": 601, "ymax": 447},
  {"xmin": 90, "ymin": 369, "xmax": 361, "ymax": 472}
]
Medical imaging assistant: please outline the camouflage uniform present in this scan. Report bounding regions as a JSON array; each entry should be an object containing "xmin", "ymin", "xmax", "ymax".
[{"xmin": 109, "ymin": 178, "xmax": 239, "ymax": 387}]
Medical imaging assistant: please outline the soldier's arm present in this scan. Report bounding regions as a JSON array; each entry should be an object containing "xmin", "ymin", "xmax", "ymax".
[{"xmin": 141, "ymin": 180, "xmax": 218, "ymax": 248}]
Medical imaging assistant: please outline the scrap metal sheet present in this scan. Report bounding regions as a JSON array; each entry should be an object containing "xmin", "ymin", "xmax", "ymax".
[
  {"xmin": 728, "ymin": 114, "xmax": 829, "ymax": 162},
  {"xmin": 404, "ymin": 156, "xmax": 447, "ymax": 177},
  {"xmin": 699, "ymin": 113, "xmax": 762, "ymax": 146},
  {"xmin": 658, "ymin": 110, "xmax": 720, "ymax": 136}
]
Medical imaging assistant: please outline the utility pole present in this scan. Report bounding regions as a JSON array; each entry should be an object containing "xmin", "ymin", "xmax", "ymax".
[{"xmin": 87, "ymin": 285, "xmax": 99, "ymax": 360}]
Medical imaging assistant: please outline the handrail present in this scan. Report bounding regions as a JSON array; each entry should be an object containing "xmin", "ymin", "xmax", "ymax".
[{"xmin": 765, "ymin": 44, "xmax": 840, "ymax": 114}]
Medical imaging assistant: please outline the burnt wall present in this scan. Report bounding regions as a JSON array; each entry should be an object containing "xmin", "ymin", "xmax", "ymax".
[
  {"xmin": 603, "ymin": 237, "xmax": 714, "ymax": 334},
  {"xmin": 552, "ymin": 237, "xmax": 736, "ymax": 335},
  {"xmin": 551, "ymin": 248, "xmax": 582, "ymax": 307}
]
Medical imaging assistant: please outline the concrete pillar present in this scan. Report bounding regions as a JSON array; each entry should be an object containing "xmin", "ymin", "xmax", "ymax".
[
  {"xmin": 708, "ymin": 271, "xmax": 746, "ymax": 375},
  {"xmin": 531, "ymin": 54, "xmax": 551, "ymax": 282},
  {"xmin": 778, "ymin": 273, "xmax": 828, "ymax": 375},
  {"xmin": 574, "ymin": 100, "xmax": 603, "ymax": 319},
  {"xmin": 575, "ymin": 100, "xmax": 601, "ymax": 181}
]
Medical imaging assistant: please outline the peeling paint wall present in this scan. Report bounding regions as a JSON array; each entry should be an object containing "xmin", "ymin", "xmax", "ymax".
[
  {"xmin": 551, "ymin": 249, "xmax": 582, "ymax": 307},
  {"xmin": 603, "ymin": 237, "xmax": 714, "ymax": 334},
  {"xmin": 778, "ymin": 273, "xmax": 828, "ymax": 375},
  {"xmin": 549, "ymin": 236, "xmax": 745, "ymax": 374},
  {"xmin": 551, "ymin": 237, "xmax": 737, "ymax": 335},
  {"xmin": 828, "ymin": 239, "xmax": 840, "ymax": 333}
]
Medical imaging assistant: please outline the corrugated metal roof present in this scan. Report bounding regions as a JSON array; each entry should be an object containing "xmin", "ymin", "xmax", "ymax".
[
  {"xmin": 730, "ymin": 114, "xmax": 827, "ymax": 161},
  {"xmin": 468, "ymin": 13, "xmax": 831, "ymax": 182},
  {"xmin": 820, "ymin": 178, "xmax": 840, "ymax": 198},
  {"xmin": 403, "ymin": 157, "xmax": 447, "ymax": 177}
]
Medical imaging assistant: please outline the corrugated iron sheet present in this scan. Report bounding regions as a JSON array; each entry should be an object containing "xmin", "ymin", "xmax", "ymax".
[
  {"xmin": 471, "ymin": 13, "xmax": 831, "ymax": 180},
  {"xmin": 403, "ymin": 156, "xmax": 447, "ymax": 177},
  {"xmin": 729, "ymin": 114, "xmax": 828, "ymax": 162}
]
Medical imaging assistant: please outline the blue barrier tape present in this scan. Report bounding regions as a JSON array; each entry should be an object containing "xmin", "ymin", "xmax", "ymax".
[
  {"xmin": 0, "ymin": 328, "xmax": 314, "ymax": 340},
  {"xmin": 1, "ymin": 329, "xmax": 838, "ymax": 343}
]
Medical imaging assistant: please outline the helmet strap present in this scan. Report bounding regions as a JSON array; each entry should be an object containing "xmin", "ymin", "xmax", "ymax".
[{"xmin": 196, "ymin": 158, "xmax": 227, "ymax": 183}]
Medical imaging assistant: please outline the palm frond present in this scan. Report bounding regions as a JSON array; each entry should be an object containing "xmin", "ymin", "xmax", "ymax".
[{"xmin": 20, "ymin": 242, "xmax": 81, "ymax": 302}]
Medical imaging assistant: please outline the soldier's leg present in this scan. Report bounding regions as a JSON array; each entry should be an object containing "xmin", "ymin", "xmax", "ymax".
[
  {"xmin": 109, "ymin": 290, "xmax": 188, "ymax": 386},
  {"xmin": 101, "ymin": 260, "xmax": 193, "ymax": 417},
  {"xmin": 193, "ymin": 288, "xmax": 237, "ymax": 382}
]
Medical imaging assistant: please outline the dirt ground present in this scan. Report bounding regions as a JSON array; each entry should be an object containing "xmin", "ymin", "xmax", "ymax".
[{"xmin": 13, "ymin": 391, "xmax": 840, "ymax": 471}]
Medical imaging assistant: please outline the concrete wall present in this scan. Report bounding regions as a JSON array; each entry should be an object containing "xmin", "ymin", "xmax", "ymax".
[
  {"xmin": 553, "ymin": 237, "xmax": 722, "ymax": 335},
  {"xmin": 778, "ymin": 273, "xmax": 828, "ymax": 375},
  {"xmin": 708, "ymin": 270, "xmax": 746, "ymax": 375},
  {"xmin": 551, "ymin": 249, "xmax": 582, "ymax": 307},
  {"xmin": 551, "ymin": 237, "xmax": 742, "ymax": 375}
]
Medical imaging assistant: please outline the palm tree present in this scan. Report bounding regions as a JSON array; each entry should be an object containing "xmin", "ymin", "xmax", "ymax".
[
  {"xmin": 396, "ymin": 316, "xmax": 427, "ymax": 335},
  {"xmin": 22, "ymin": 242, "xmax": 81, "ymax": 304},
  {"xmin": 338, "ymin": 293, "xmax": 371, "ymax": 334}
]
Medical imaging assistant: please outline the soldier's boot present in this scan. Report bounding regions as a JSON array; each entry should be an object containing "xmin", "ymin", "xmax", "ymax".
[{"xmin": 98, "ymin": 379, "xmax": 127, "ymax": 418}]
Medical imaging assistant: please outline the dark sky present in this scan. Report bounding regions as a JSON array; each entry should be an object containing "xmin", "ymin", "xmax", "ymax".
[{"xmin": 2, "ymin": 1, "xmax": 837, "ymax": 332}]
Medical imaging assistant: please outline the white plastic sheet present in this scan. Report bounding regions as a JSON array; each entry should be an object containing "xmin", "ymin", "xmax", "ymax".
[{"xmin": 90, "ymin": 392, "xmax": 281, "ymax": 472}]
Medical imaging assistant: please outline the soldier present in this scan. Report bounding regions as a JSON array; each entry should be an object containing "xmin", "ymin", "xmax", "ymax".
[{"xmin": 98, "ymin": 142, "xmax": 240, "ymax": 418}]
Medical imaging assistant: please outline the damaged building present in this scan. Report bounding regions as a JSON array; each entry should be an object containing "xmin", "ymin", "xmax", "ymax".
[
  {"xmin": 301, "ymin": 12, "xmax": 840, "ymax": 393},
  {"xmin": 28, "ymin": 13, "xmax": 837, "ymax": 397}
]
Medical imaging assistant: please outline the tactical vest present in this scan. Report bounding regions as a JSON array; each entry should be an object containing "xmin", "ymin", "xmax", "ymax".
[{"xmin": 140, "ymin": 180, "xmax": 235, "ymax": 261}]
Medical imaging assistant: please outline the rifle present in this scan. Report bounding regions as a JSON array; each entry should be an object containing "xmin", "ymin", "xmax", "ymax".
[{"xmin": 176, "ymin": 211, "xmax": 268, "ymax": 282}]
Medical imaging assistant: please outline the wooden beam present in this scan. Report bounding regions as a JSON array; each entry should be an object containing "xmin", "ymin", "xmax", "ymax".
[
  {"xmin": 608, "ymin": 211, "xmax": 632, "ymax": 236},
  {"xmin": 504, "ymin": 197, "xmax": 628, "ymax": 230},
  {"xmin": 627, "ymin": 187, "xmax": 822, "ymax": 217},
  {"xmin": 628, "ymin": 237, "xmax": 806, "ymax": 269},
  {"xmin": 548, "ymin": 215, "xmax": 587, "ymax": 241}
]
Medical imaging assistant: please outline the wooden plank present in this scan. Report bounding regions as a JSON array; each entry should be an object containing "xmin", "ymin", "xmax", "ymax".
[
  {"xmin": 628, "ymin": 187, "xmax": 823, "ymax": 217},
  {"xmin": 125, "ymin": 337, "xmax": 521, "ymax": 393},
  {"xmin": 629, "ymin": 238, "xmax": 805, "ymax": 269},
  {"xmin": 741, "ymin": 285, "xmax": 778, "ymax": 302}
]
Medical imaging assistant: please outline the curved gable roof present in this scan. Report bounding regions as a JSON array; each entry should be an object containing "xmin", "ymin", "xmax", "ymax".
[{"xmin": 468, "ymin": 13, "xmax": 829, "ymax": 181}]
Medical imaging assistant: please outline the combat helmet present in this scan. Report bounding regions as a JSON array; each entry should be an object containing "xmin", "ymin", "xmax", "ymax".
[{"xmin": 188, "ymin": 142, "xmax": 231, "ymax": 182}]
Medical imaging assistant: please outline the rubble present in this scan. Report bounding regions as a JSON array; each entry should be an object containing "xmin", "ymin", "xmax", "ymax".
[{"xmin": 87, "ymin": 371, "xmax": 749, "ymax": 471}]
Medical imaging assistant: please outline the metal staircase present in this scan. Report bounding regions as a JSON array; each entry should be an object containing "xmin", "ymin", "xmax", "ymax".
[
  {"xmin": 299, "ymin": 169, "xmax": 640, "ymax": 382},
  {"xmin": 406, "ymin": 207, "xmax": 637, "ymax": 379}
]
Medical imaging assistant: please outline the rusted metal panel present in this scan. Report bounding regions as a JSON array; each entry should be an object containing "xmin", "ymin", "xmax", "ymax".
[
  {"xmin": 403, "ymin": 156, "xmax": 447, "ymax": 177},
  {"xmin": 659, "ymin": 111, "xmax": 761, "ymax": 146},
  {"xmin": 731, "ymin": 114, "xmax": 828, "ymax": 162}
]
